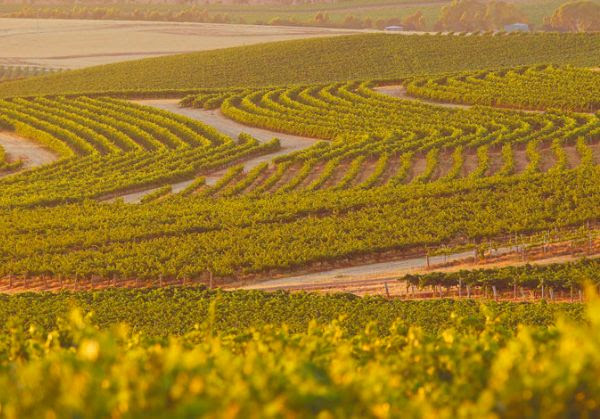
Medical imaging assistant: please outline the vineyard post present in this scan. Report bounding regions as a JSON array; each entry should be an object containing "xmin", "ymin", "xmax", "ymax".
[
  {"xmin": 458, "ymin": 278, "xmax": 462, "ymax": 298},
  {"xmin": 384, "ymin": 282, "xmax": 390, "ymax": 298},
  {"xmin": 159, "ymin": 275, "xmax": 163, "ymax": 287},
  {"xmin": 466, "ymin": 285, "xmax": 471, "ymax": 298},
  {"xmin": 426, "ymin": 254, "xmax": 430, "ymax": 269},
  {"xmin": 492, "ymin": 285, "xmax": 498, "ymax": 301},
  {"xmin": 513, "ymin": 280, "xmax": 517, "ymax": 299},
  {"xmin": 541, "ymin": 279, "xmax": 545, "ymax": 300}
]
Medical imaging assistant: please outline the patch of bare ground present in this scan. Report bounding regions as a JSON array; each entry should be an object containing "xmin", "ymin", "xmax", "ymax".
[
  {"xmin": 0, "ymin": 131, "xmax": 58, "ymax": 170},
  {"xmin": 460, "ymin": 148, "xmax": 478, "ymax": 177},
  {"xmin": 213, "ymin": 169, "xmax": 246, "ymax": 197},
  {"xmin": 244, "ymin": 165, "xmax": 275, "ymax": 194},
  {"xmin": 431, "ymin": 149, "xmax": 454, "ymax": 181},
  {"xmin": 320, "ymin": 159, "xmax": 350, "ymax": 189},
  {"xmin": 350, "ymin": 157, "xmax": 378, "ymax": 186},
  {"xmin": 270, "ymin": 162, "xmax": 302, "ymax": 193},
  {"xmin": 486, "ymin": 148, "xmax": 504, "ymax": 176},
  {"xmin": 296, "ymin": 161, "xmax": 326, "ymax": 190},
  {"xmin": 538, "ymin": 142, "xmax": 556, "ymax": 172},
  {"xmin": 378, "ymin": 153, "xmax": 401, "ymax": 186},
  {"xmin": 564, "ymin": 142, "xmax": 582, "ymax": 169},
  {"xmin": 405, "ymin": 152, "xmax": 427, "ymax": 183},
  {"xmin": 513, "ymin": 143, "xmax": 529, "ymax": 174}
]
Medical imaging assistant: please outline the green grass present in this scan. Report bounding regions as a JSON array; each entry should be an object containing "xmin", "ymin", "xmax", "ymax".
[{"xmin": 1, "ymin": 32, "xmax": 599, "ymax": 98}]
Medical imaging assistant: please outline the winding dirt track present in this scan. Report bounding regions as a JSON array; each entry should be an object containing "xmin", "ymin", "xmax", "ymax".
[
  {"xmin": 105, "ymin": 99, "xmax": 320, "ymax": 203},
  {"xmin": 0, "ymin": 131, "xmax": 57, "ymax": 169},
  {"xmin": 135, "ymin": 100, "xmax": 319, "ymax": 182}
]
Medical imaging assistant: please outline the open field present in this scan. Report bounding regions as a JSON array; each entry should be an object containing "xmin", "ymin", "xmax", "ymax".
[{"xmin": 0, "ymin": 18, "xmax": 361, "ymax": 69}]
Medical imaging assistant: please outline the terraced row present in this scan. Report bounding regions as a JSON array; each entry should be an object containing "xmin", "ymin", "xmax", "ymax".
[
  {"xmin": 0, "ymin": 96, "xmax": 278, "ymax": 207},
  {"xmin": 405, "ymin": 65, "xmax": 600, "ymax": 112},
  {"xmin": 181, "ymin": 81, "xmax": 600, "ymax": 196}
]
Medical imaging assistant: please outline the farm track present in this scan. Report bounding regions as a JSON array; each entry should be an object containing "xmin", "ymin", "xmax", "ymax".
[
  {"xmin": 100, "ymin": 99, "xmax": 321, "ymax": 202},
  {"xmin": 111, "ymin": 99, "xmax": 320, "ymax": 202},
  {"xmin": 232, "ymin": 239, "xmax": 600, "ymax": 295}
]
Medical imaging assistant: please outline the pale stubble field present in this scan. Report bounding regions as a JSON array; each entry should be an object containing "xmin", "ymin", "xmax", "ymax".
[{"xmin": 0, "ymin": 18, "xmax": 361, "ymax": 69}]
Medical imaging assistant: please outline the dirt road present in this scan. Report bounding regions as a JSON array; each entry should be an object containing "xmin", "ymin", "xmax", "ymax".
[
  {"xmin": 237, "ymin": 247, "xmax": 513, "ymax": 290},
  {"xmin": 105, "ymin": 99, "xmax": 319, "ymax": 203},
  {"xmin": 0, "ymin": 131, "xmax": 57, "ymax": 169}
]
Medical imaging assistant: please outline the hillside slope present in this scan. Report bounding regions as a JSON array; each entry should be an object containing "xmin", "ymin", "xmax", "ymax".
[{"xmin": 0, "ymin": 32, "xmax": 598, "ymax": 97}]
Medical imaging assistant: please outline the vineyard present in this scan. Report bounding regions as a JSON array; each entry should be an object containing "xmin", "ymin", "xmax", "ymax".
[
  {"xmin": 0, "ymin": 29, "xmax": 598, "ymax": 416},
  {"xmin": 405, "ymin": 64, "xmax": 600, "ymax": 112},
  {"xmin": 0, "ymin": 289, "xmax": 598, "ymax": 417},
  {"xmin": 0, "ymin": 76, "xmax": 597, "ymax": 281},
  {"xmin": 181, "ymin": 81, "xmax": 600, "ymax": 196}
]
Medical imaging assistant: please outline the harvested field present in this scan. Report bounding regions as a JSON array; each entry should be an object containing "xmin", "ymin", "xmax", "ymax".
[{"xmin": 0, "ymin": 18, "xmax": 360, "ymax": 69}]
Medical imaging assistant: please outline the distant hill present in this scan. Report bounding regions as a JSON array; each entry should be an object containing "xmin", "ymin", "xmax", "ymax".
[{"xmin": 0, "ymin": 32, "xmax": 598, "ymax": 97}]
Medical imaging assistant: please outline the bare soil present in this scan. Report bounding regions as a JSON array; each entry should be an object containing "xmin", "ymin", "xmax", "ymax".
[{"xmin": 0, "ymin": 131, "xmax": 57, "ymax": 169}]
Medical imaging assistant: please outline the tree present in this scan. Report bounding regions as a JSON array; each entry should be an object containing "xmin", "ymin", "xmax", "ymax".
[
  {"xmin": 314, "ymin": 11, "xmax": 330, "ymax": 26},
  {"xmin": 403, "ymin": 11, "xmax": 426, "ymax": 31},
  {"xmin": 543, "ymin": 1, "xmax": 600, "ymax": 32},
  {"xmin": 434, "ymin": 0, "xmax": 526, "ymax": 31}
]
